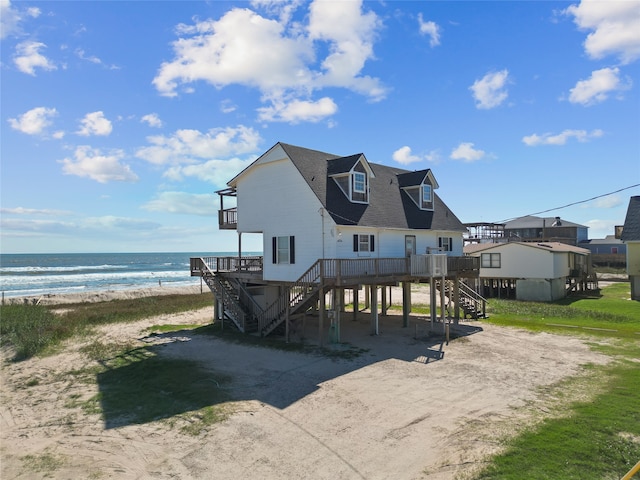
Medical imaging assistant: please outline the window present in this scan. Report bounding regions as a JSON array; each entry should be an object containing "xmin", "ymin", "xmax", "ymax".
[
  {"xmin": 353, "ymin": 234, "xmax": 375, "ymax": 253},
  {"xmin": 481, "ymin": 253, "xmax": 501, "ymax": 268},
  {"xmin": 422, "ymin": 184, "xmax": 432, "ymax": 203},
  {"xmin": 611, "ymin": 247, "xmax": 618, "ymax": 254},
  {"xmin": 353, "ymin": 172, "xmax": 366, "ymax": 194},
  {"xmin": 438, "ymin": 237, "xmax": 453, "ymax": 252},
  {"xmin": 272, "ymin": 236, "xmax": 295, "ymax": 264}
]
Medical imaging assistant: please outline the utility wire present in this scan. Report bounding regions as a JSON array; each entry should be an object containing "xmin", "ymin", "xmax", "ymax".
[{"xmin": 496, "ymin": 183, "xmax": 640, "ymax": 223}]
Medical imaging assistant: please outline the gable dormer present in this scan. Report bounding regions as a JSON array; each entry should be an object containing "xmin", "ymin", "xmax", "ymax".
[
  {"xmin": 397, "ymin": 169, "xmax": 439, "ymax": 211},
  {"xmin": 328, "ymin": 154, "xmax": 375, "ymax": 204}
]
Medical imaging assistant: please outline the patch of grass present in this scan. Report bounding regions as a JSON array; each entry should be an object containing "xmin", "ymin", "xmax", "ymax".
[
  {"xmin": 91, "ymin": 346, "xmax": 232, "ymax": 429},
  {"xmin": 21, "ymin": 451, "xmax": 65, "ymax": 475},
  {"xmin": 177, "ymin": 404, "xmax": 235, "ymax": 436},
  {"xmin": 474, "ymin": 283, "xmax": 640, "ymax": 479},
  {"xmin": 80, "ymin": 340, "xmax": 135, "ymax": 361},
  {"xmin": 0, "ymin": 293, "xmax": 212, "ymax": 360},
  {"xmin": 0, "ymin": 304, "xmax": 76, "ymax": 359},
  {"xmin": 475, "ymin": 360, "xmax": 640, "ymax": 480},
  {"xmin": 485, "ymin": 284, "xmax": 640, "ymax": 340}
]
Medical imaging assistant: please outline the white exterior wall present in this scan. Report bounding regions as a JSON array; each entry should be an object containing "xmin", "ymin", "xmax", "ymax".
[
  {"xmin": 235, "ymin": 157, "xmax": 328, "ymax": 282},
  {"xmin": 331, "ymin": 227, "xmax": 463, "ymax": 259},
  {"xmin": 478, "ymin": 244, "xmax": 556, "ymax": 279}
]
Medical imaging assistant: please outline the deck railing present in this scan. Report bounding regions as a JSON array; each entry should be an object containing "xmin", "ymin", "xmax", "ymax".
[
  {"xmin": 191, "ymin": 256, "xmax": 263, "ymax": 276},
  {"xmin": 192, "ymin": 254, "xmax": 477, "ymax": 281},
  {"xmin": 218, "ymin": 207, "xmax": 238, "ymax": 229}
]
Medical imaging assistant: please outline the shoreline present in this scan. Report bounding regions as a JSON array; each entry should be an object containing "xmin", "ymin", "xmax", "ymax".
[{"xmin": 2, "ymin": 284, "xmax": 208, "ymax": 306}]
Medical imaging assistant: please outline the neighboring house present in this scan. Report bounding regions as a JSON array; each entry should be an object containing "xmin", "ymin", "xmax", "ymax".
[
  {"xmin": 620, "ymin": 196, "xmax": 640, "ymax": 300},
  {"xmin": 463, "ymin": 241, "xmax": 595, "ymax": 302},
  {"xmin": 579, "ymin": 235, "xmax": 626, "ymax": 267},
  {"xmin": 503, "ymin": 215, "xmax": 589, "ymax": 245},
  {"xmin": 192, "ymin": 142, "xmax": 483, "ymax": 340}
]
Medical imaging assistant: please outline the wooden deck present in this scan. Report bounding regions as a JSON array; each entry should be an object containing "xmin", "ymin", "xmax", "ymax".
[{"xmin": 190, "ymin": 255, "xmax": 479, "ymax": 286}]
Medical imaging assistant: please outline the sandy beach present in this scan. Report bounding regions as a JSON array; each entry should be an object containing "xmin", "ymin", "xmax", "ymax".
[{"xmin": 1, "ymin": 285, "xmax": 610, "ymax": 479}]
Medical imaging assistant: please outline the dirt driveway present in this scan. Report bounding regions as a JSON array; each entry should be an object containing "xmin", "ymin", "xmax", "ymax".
[{"xmin": 1, "ymin": 306, "xmax": 608, "ymax": 479}]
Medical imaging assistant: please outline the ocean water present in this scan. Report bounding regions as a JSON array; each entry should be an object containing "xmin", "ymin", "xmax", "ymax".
[{"xmin": 0, "ymin": 252, "xmax": 241, "ymax": 298}]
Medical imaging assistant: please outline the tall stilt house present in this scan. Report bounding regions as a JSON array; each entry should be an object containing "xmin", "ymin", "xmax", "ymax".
[{"xmin": 191, "ymin": 143, "xmax": 483, "ymax": 341}]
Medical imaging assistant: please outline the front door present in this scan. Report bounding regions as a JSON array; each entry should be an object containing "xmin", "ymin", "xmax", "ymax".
[{"xmin": 405, "ymin": 235, "xmax": 416, "ymax": 257}]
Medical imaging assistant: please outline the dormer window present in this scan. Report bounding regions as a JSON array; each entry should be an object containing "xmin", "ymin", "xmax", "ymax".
[
  {"xmin": 353, "ymin": 172, "xmax": 366, "ymax": 194},
  {"xmin": 328, "ymin": 154, "xmax": 373, "ymax": 204},
  {"xmin": 422, "ymin": 184, "xmax": 432, "ymax": 204},
  {"xmin": 397, "ymin": 169, "xmax": 438, "ymax": 211}
]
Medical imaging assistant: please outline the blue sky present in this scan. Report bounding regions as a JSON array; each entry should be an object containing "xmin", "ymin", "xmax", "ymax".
[{"xmin": 1, "ymin": 0, "xmax": 639, "ymax": 254}]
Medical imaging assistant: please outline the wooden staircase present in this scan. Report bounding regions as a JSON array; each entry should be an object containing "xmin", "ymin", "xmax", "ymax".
[
  {"xmin": 200, "ymin": 271, "xmax": 259, "ymax": 333},
  {"xmin": 257, "ymin": 260, "xmax": 323, "ymax": 337},
  {"xmin": 200, "ymin": 259, "xmax": 325, "ymax": 337},
  {"xmin": 436, "ymin": 279, "xmax": 487, "ymax": 320}
]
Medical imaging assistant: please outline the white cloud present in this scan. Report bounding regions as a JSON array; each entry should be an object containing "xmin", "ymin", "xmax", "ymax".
[
  {"xmin": 141, "ymin": 113, "xmax": 163, "ymax": 128},
  {"xmin": 75, "ymin": 48, "xmax": 120, "ymax": 70},
  {"xmin": 59, "ymin": 146, "xmax": 138, "ymax": 183},
  {"xmin": 13, "ymin": 41, "xmax": 57, "ymax": 75},
  {"xmin": 83, "ymin": 216, "xmax": 160, "ymax": 231},
  {"xmin": 565, "ymin": 0, "xmax": 640, "ymax": 64},
  {"xmin": 450, "ymin": 142, "xmax": 485, "ymax": 162},
  {"xmin": 469, "ymin": 69, "xmax": 510, "ymax": 109},
  {"xmin": 522, "ymin": 128, "xmax": 604, "ymax": 146},
  {"xmin": 392, "ymin": 146, "xmax": 422, "ymax": 165},
  {"xmin": 1, "ymin": 0, "xmax": 39, "ymax": 39},
  {"xmin": 0, "ymin": 206, "xmax": 71, "ymax": 216},
  {"xmin": 221, "ymin": 99, "xmax": 237, "ymax": 113},
  {"xmin": 153, "ymin": 0, "xmax": 385, "ymax": 123},
  {"xmin": 568, "ymin": 67, "xmax": 631, "ymax": 105},
  {"xmin": 257, "ymin": 96, "xmax": 337, "ymax": 123},
  {"xmin": 418, "ymin": 13, "xmax": 440, "ymax": 47},
  {"xmin": 142, "ymin": 191, "xmax": 216, "ymax": 216},
  {"xmin": 8, "ymin": 106, "xmax": 58, "ymax": 135},
  {"xmin": 136, "ymin": 125, "xmax": 261, "ymax": 166},
  {"xmin": 163, "ymin": 157, "xmax": 254, "ymax": 186},
  {"xmin": 586, "ymin": 194, "xmax": 623, "ymax": 209},
  {"xmin": 76, "ymin": 111, "xmax": 113, "ymax": 136}
]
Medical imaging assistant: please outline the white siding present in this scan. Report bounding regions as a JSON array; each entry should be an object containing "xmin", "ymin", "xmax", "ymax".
[
  {"xmin": 332, "ymin": 227, "xmax": 463, "ymax": 259},
  {"xmin": 477, "ymin": 243, "xmax": 556, "ymax": 279},
  {"xmin": 235, "ymin": 158, "xmax": 328, "ymax": 281}
]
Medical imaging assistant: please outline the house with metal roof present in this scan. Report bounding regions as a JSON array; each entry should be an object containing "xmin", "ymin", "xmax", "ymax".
[
  {"xmin": 463, "ymin": 241, "xmax": 596, "ymax": 302},
  {"xmin": 620, "ymin": 196, "xmax": 640, "ymax": 300},
  {"xmin": 191, "ymin": 142, "xmax": 483, "ymax": 342}
]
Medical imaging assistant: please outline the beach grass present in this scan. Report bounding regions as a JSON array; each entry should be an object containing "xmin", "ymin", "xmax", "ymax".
[
  {"xmin": 0, "ymin": 293, "xmax": 212, "ymax": 359},
  {"xmin": 473, "ymin": 284, "xmax": 640, "ymax": 479}
]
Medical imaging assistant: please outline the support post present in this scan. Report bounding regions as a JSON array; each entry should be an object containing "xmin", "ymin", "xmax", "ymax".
[
  {"xmin": 371, "ymin": 285, "xmax": 379, "ymax": 335},
  {"xmin": 440, "ymin": 275, "xmax": 446, "ymax": 334},
  {"xmin": 318, "ymin": 287, "xmax": 325, "ymax": 346},
  {"xmin": 430, "ymin": 277, "xmax": 437, "ymax": 330},
  {"xmin": 381, "ymin": 286, "xmax": 387, "ymax": 316},
  {"xmin": 402, "ymin": 282, "xmax": 411, "ymax": 328},
  {"xmin": 353, "ymin": 287, "xmax": 359, "ymax": 321},
  {"xmin": 453, "ymin": 278, "xmax": 460, "ymax": 324}
]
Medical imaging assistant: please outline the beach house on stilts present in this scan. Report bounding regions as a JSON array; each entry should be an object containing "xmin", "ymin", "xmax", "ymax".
[{"xmin": 190, "ymin": 143, "xmax": 483, "ymax": 344}]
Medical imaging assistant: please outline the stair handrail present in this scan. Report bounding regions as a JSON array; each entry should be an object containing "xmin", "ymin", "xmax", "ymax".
[
  {"xmin": 257, "ymin": 260, "xmax": 323, "ymax": 334},
  {"xmin": 203, "ymin": 273, "xmax": 246, "ymax": 332},
  {"xmin": 458, "ymin": 281, "xmax": 487, "ymax": 318}
]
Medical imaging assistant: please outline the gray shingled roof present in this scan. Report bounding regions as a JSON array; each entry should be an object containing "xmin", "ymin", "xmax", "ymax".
[
  {"xmin": 621, "ymin": 196, "xmax": 640, "ymax": 241},
  {"xmin": 505, "ymin": 215, "xmax": 587, "ymax": 229},
  {"xmin": 280, "ymin": 142, "xmax": 466, "ymax": 232}
]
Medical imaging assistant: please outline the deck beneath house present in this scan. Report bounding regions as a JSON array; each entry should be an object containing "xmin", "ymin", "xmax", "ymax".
[{"xmin": 190, "ymin": 254, "xmax": 485, "ymax": 342}]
